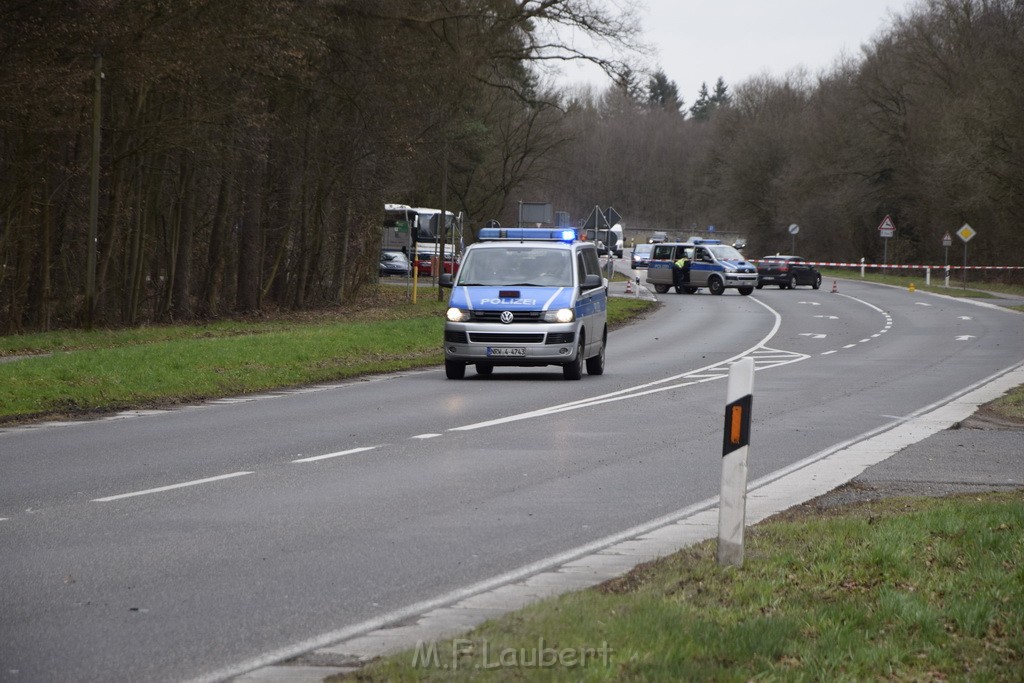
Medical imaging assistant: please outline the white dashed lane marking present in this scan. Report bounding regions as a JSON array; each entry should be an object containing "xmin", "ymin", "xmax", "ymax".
[{"xmin": 92, "ymin": 472, "xmax": 253, "ymax": 502}]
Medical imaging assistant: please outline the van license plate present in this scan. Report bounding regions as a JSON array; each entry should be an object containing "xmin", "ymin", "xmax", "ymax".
[{"xmin": 487, "ymin": 347, "xmax": 525, "ymax": 357}]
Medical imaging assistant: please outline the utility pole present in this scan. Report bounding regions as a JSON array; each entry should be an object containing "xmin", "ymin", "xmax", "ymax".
[{"xmin": 85, "ymin": 51, "xmax": 102, "ymax": 329}]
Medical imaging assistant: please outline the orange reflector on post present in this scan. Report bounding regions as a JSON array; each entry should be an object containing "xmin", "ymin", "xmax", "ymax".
[
  {"xmin": 730, "ymin": 405, "xmax": 744, "ymax": 444},
  {"xmin": 722, "ymin": 394, "xmax": 752, "ymax": 456}
]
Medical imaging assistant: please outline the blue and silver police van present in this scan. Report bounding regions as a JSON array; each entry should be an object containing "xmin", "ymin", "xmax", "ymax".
[
  {"xmin": 439, "ymin": 228, "xmax": 608, "ymax": 380},
  {"xmin": 645, "ymin": 239, "xmax": 757, "ymax": 295}
]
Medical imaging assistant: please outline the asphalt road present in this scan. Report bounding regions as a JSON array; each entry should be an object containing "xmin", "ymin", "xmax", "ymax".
[{"xmin": 2, "ymin": 279, "xmax": 1022, "ymax": 682}]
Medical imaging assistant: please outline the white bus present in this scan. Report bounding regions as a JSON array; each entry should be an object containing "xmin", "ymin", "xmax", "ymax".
[{"xmin": 383, "ymin": 204, "xmax": 460, "ymax": 276}]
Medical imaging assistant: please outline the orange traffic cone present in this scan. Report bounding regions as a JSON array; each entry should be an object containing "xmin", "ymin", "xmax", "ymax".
[
  {"xmin": 625, "ymin": 278, "xmax": 634, "ymax": 295},
  {"xmin": 831, "ymin": 280, "xmax": 838, "ymax": 293}
]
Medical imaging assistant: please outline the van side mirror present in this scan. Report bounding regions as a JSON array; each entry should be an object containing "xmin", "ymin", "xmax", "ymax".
[
  {"xmin": 582, "ymin": 273, "xmax": 602, "ymax": 289},
  {"xmin": 440, "ymin": 273, "xmax": 454, "ymax": 288}
]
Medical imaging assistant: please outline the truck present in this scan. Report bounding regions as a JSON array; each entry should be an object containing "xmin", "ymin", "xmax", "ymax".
[
  {"xmin": 583, "ymin": 224, "xmax": 623, "ymax": 258},
  {"xmin": 581, "ymin": 206, "xmax": 624, "ymax": 258}
]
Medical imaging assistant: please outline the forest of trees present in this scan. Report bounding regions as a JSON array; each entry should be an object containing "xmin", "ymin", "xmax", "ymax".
[
  {"xmin": 1, "ymin": 0, "xmax": 1021, "ymax": 333},
  {"xmin": 543, "ymin": 0, "xmax": 1024, "ymax": 269}
]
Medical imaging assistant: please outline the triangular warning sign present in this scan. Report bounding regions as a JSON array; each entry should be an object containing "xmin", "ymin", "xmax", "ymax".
[{"xmin": 878, "ymin": 215, "xmax": 896, "ymax": 232}]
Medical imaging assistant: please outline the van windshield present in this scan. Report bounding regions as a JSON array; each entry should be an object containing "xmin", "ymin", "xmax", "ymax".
[
  {"xmin": 457, "ymin": 247, "xmax": 573, "ymax": 287},
  {"xmin": 708, "ymin": 245, "xmax": 745, "ymax": 261}
]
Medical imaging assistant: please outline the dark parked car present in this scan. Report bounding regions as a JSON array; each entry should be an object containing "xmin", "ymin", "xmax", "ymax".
[
  {"xmin": 756, "ymin": 255, "xmax": 822, "ymax": 289},
  {"xmin": 630, "ymin": 243, "xmax": 653, "ymax": 269},
  {"xmin": 379, "ymin": 249, "xmax": 411, "ymax": 277}
]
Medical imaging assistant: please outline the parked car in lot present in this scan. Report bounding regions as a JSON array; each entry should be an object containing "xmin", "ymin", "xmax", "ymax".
[
  {"xmin": 649, "ymin": 231, "xmax": 668, "ymax": 244},
  {"xmin": 630, "ymin": 243, "xmax": 653, "ymax": 269},
  {"xmin": 413, "ymin": 250, "xmax": 459, "ymax": 277},
  {"xmin": 379, "ymin": 249, "xmax": 411, "ymax": 277},
  {"xmin": 756, "ymin": 255, "xmax": 822, "ymax": 289}
]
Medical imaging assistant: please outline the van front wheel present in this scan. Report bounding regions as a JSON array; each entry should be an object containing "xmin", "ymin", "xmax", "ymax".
[
  {"xmin": 445, "ymin": 360, "xmax": 466, "ymax": 379},
  {"xmin": 564, "ymin": 338, "xmax": 584, "ymax": 380},
  {"xmin": 586, "ymin": 328, "xmax": 606, "ymax": 376},
  {"xmin": 708, "ymin": 277, "xmax": 725, "ymax": 295}
]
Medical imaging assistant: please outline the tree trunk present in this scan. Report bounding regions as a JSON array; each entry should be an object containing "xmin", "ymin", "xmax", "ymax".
[
  {"xmin": 200, "ymin": 173, "xmax": 231, "ymax": 318},
  {"xmin": 171, "ymin": 155, "xmax": 195, "ymax": 320},
  {"xmin": 235, "ymin": 164, "xmax": 261, "ymax": 313}
]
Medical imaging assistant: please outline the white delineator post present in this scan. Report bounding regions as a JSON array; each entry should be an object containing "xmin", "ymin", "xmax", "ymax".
[{"xmin": 718, "ymin": 357, "xmax": 754, "ymax": 568}]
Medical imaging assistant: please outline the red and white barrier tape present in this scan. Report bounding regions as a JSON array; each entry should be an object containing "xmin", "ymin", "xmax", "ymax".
[{"xmin": 751, "ymin": 261, "xmax": 1024, "ymax": 270}]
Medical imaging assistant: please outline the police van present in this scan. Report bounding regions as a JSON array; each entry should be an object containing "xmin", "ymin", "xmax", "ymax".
[
  {"xmin": 645, "ymin": 239, "xmax": 757, "ymax": 295},
  {"xmin": 439, "ymin": 228, "xmax": 608, "ymax": 380}
]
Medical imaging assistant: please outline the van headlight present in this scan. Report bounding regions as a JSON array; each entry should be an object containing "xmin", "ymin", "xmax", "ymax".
[
  {"xmin": 446, "ymin": 308, "xmax": 469, "ymax": 322},
  {"xmin": 543, "ymin": 308, "xmax": 575, "ymax": 323}
]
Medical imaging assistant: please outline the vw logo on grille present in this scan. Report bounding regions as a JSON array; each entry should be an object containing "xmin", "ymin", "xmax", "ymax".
[{"xmin": 500, "ymin": 311, "xmax": 514, "ymax": 324}]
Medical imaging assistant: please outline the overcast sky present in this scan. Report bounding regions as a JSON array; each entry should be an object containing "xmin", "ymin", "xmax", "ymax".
[{"xmin": 557, "ymin": 0, "xmax": 921, "ymax": 100}]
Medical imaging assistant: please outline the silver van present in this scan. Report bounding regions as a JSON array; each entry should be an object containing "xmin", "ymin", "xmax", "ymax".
[
  {"xmin": 440, "ymin": 228, "xmax": 608, "ymax": 380},
  {"xmin": 645, "ymin": 239, "xmax": 758, "ymax": 295}
]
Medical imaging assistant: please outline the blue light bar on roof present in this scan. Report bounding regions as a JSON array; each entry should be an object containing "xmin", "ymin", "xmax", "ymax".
[
  {"xmin": 478, "ymin": 227, "xmax": 578, "ymax": 243},
  {"xmin": 692, "ymin": 239, "xmax": 723, "ymax": 245}
]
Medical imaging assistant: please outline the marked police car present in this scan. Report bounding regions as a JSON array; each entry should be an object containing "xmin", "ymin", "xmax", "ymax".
[
  {"xmin": 645, "ymin": 239, "xmax": 758, "ymax": 295},
  {"xmin": 439, "ymin": 228, "xmax": 608, "ymax": 380}
]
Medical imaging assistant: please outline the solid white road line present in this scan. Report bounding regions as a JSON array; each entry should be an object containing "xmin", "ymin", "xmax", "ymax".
[{"xmin": 91, "ymin": 471, "xmax": 253, "ymax": 502}]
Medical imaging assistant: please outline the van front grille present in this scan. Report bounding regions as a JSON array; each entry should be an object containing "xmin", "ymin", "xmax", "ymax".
[
  {"xmin": 468, "ymin": 333, "xmax": 545, "ymax": 344},
  {"xmin": 445, "ymin": 331, "xmax": 468, "ymax": 343},
  {"xmin": 471, "ymin": 310, "xmax": 543, "ymax": 323}
]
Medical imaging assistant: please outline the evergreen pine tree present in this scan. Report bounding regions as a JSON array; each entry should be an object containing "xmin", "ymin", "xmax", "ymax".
[
  {"xmin": 689, "ymin": 82, "xmax": 711, "ymax": 120},
  {"xmin": 647, "ymin": 69, "xmax": 684, "ymax": 114},
  {"xmin": 710, "ymin": 77, "xmax": 731, "ymax": 108}
]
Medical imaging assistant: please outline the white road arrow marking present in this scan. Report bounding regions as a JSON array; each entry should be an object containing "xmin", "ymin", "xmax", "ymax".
[
  {"xmin": 955, "ymin": 335, "xmax": 976, "ymax": 341},
  {"xmin": 813, "ymin": 315, "xmax": 839, "ymax": 320},
  {"xmin": 915, "ymin": 302, "xmax": 932, "ymax": 306},
  {"xmin": 798, "ymin": 301, "xmax": 821, "ymax": 306},
  {"xmin": 958, "ymin": 316, "xmax": 973, "ymax": 320},
  {"xmin": 799, "ymin": 333, "xmax": 827, "ymax": 339}
]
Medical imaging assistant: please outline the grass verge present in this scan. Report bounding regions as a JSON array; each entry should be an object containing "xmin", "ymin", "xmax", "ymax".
[
  {"xmin": 334, "ymin": 491, "xmax": 1024, "ymax": 682},
  {"xmin": 989, "ymin": 384, "xmax": 1024, "ymax": 422},
  {"xmin": 0, "ymin": 288, "xmax": 655, "ymax": 423}
]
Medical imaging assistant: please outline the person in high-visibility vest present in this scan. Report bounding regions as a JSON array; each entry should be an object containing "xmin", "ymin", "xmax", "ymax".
[{"xmin": 672, "ymin": 253, "xmax": 691, "ymax": 288}]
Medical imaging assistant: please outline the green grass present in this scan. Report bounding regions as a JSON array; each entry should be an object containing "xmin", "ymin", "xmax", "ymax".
[
  {"xmin": 0, "ymin": 289, "xmax": 655, "ymax": 423},
  {"xmin": 990, "ymin": 385, "xmax": 1024, "ymax": 422},
  {"xmin": 338, "ymin": 491, "xmax": 1024, "ymax": 682}
]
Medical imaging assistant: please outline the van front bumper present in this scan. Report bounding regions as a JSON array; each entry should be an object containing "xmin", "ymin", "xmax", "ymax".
[
  {"xmin": 443, "ymin": 322, "xmax": 579, "ymax": 365},
  {"xmin": 724, "ymin": 272, "xmax": 758, "ymax": 284}
]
